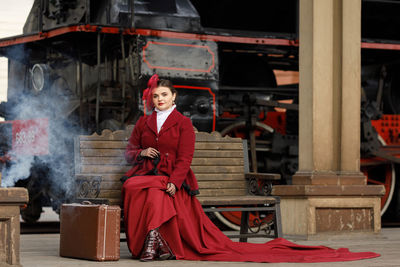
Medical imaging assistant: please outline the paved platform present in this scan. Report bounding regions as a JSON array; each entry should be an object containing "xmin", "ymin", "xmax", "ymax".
[{"xmin": 20, "ymin": 227, "xmax": 400, "ymax": 267}]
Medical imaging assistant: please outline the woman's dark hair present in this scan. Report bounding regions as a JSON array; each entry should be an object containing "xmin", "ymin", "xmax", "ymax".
[
  {"xmin": 157, "ymin": 79, "xmax": 177, "ymax": 96},
  {"xmin": 156, "ymin": 79, "xmax": 178, "ymax": 104}
]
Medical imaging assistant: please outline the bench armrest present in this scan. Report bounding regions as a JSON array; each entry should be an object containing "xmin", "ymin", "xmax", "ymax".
[
  {"xmin": 245, "ymin": 172, "xmax": 281, "ymax": 196},
  {"xmin": 75, "ymin": 174, "xmax": 103, "ymax": 199}
]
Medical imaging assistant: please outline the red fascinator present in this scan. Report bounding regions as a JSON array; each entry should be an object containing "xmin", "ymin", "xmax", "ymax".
[{"xmin": 142, "ymin": 74, "xmax": 159, "ymax": 114}]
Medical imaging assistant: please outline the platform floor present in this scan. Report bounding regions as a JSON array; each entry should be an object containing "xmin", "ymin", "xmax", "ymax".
[{"xmin": 20, "ymin": 227, "xmax": 400, "ymax": 267}]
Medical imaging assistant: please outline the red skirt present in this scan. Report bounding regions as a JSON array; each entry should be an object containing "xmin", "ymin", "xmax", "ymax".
[{"xmin": 122, "ymin": 175, "xmax": 380, "ymax": 263}]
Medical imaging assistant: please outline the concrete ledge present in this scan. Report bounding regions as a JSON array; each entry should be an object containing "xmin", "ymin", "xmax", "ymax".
[
  {"xmin": 0, "ymin": 188, "xmax": 29, "ymax": 204},
  {"xmin": 272, "ymin": 184, "xmax": 385, "ymax": 196},
  {"xmin": 292, "ymin": 171, "xmax": 367, "ymax": 185},
  {"xmin": 0, "ymin": 188, "xmax": 29, "ymax": 266}
]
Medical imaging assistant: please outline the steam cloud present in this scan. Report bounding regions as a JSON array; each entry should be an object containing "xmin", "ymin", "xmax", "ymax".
[{"xmin": 1, "ymin": 68, "xmax": 79, "ymax": 206}]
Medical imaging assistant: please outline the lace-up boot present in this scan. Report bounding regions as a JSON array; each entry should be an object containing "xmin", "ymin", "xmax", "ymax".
[{"xmin": 140, "ymin": 230, "xmax": 159, "ymax": 261}]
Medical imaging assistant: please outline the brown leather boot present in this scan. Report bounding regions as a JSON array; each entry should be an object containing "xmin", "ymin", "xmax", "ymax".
[
  {"xmin": 157, "ymin": 232, "xmax": 175, "ymax": 260},
  {"xmin": 139, "ymin": 230, "xmax": 159, "ymax": 261}
]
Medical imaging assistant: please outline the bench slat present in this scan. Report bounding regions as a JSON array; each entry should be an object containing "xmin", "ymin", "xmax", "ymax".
[
  {"xmin": 195, "ymin": 132, "xmax": 242, "ymax": 142},
  {"xmin": 81, "ymin": 157, "xmax": 128, "ymax": 165},
  {"xmin": 78, "ymin": 127, "xmax": 134, "ymax": 141},
  {"xmin": 192, "ymin": 158, "xmax": 243, "ymax": 166},
  {"xmin": 81, "ymin": 149, "xmax": 126, "ymax": 157},
  {"xmin": 197, "ymin": 188, "xmax": 246, "ymax": 197},
  {"xmin": 197, "ymin": 181, "xmax": 246, "ymax": 189},
  {"xmin": 193, "ymin": 150, "xmax": 243, "ymax": 158},
  {"xmin": 195, "ymin": 142, "xmax": 243, "ymax": 150},
  {"xmin": 195, "ymin": 173, "xmax": 244, "ymax": 181},
  {"xmin": 80, "ymin": 165, "xmax": 130, "ymax": 174},
  {"xmin": 81, "ymin": 174, "xmax": 125, "ymax": 181},
  {"xmin": 197, "ymin": 195, "xmax": 277, "ymax": 206},
  {"xmin": 191, "ymin": 166, "xmax": 243, "ymax": 173},
  {"xmin": 100, "ymin": 181, "xmax": 122, "ymax": 190},
  {"xmin": 98, "ymin": 190, "xmax": 122, "ymax": 198},
  {"xmin": 81, "ymin": 141, "xmax": 128, "ymax": 149}
]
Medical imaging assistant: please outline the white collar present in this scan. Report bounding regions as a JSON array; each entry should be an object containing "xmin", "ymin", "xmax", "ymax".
[{"xmin": 155, "ymin": 105, "xmax": 176, "ymax": 133}]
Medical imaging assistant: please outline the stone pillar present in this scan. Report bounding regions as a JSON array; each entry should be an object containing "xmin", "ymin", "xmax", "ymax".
[
  {"xmin": 272, "ymin": 0, "xmax": 385, "ymax": 239},
  {"xmin": 0, "ymin": 188, "xmax": 28, "ymax": 266}
]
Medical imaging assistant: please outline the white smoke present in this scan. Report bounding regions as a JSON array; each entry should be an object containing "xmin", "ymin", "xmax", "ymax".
[
  {"xmin": 1, "ymin": 156, "xmax": 33, "ymax": 187},
  {"xmin": 1, "ymin": 64, "xmax": 79, "ymax": 204}
]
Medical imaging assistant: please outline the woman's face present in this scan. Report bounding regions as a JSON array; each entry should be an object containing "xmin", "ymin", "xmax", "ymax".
[{"xmin": 152, "ymin": 86, "xmax": 176, "ymax": 111}]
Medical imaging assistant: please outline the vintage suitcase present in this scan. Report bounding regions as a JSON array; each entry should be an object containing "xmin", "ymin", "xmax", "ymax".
[{"xmin": 59, "ymin": 203, "xmax": 121, "ymax": 261}]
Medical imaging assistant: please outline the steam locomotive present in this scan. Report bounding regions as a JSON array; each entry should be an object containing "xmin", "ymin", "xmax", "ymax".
[{"xmin": 0, "ymin": 0, "xmax": 400, "ymax": 226}]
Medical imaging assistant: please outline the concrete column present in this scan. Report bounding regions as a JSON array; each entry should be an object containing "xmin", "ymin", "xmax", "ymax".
[
  {"xmin": 296, "ymin": 0, "xmax": 364, "ymax": 183},
  {"xmin": 272, "ymin": 0, "xmax": 385, "ymax": 239},
  {"xmin": 340, "ymin": 0, "xmax": 362, "ymax": 173}
]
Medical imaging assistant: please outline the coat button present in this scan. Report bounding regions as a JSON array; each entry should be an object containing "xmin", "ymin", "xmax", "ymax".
[{"xmin": 165, "ymin": 153, "xmax": 169, "ymax": 157}]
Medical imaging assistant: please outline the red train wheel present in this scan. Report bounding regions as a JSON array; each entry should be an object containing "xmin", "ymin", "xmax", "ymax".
[
  {"xmin": 362, "ymin": 135, "xmax": 396, "ymax": 215},
  {"xmin": 220, "ymin": 121, "xmax": 274, "ymax": 140},
  {"xmin": 361, "ymin": 160, "xmax": 395, "ymax": 215}
]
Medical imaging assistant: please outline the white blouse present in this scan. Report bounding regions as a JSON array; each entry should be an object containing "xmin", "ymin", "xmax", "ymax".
[{"xmin": 155, "ymin": 105, "xmax": 176, "ymax": 133}]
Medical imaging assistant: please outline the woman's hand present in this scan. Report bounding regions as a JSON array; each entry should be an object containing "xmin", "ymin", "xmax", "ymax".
[
  {"xmin": 166, "ymin": 183, "xmax": 176, "ymax": 197},
  {"xmin": 140, "ymin": 147, "xmax": 160, "ymax": 158}
]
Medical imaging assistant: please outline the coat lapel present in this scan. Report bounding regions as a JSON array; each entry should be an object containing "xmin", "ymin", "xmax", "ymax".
[
  {"xmin": 145, "ymin": 112, "xmax": 158, "ymax": 135},
  {"xmin": 158, "ymin": 109, "xmax": 179, "ymax": 136}
]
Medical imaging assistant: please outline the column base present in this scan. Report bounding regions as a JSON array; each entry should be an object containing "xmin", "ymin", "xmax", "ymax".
[{"xmin": 272, "ymin": 184, "xmax": 385, "ymax": 240}]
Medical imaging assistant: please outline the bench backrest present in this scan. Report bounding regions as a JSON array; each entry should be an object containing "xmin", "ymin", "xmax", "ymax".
[{"xmin": 74, "ymin": 127, "xmax": 248, "ymax": 205}]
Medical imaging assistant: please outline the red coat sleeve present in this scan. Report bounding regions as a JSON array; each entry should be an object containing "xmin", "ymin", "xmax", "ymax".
[
  {"xmin": 125, "ymin": 116, "xmax": 146, "ymax": 165},
  {"xmin": 168, "ymin": 117, "xmax": 195, "ymax": 189}
]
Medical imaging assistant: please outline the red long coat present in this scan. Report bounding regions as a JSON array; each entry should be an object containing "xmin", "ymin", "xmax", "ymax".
[
  {"xmin": 122, "ymin": 110, "xmax": 380, "ymax": 262},
  {"xmin": 124, "ymin": 109, "xmax": 199, "ymax": 195}
]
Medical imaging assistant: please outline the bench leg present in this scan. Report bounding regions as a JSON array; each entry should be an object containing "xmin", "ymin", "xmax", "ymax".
[
  {"xmin": 239, "ymin": 210, "xmax": 249, "ymax": 242},
  {"xmin": 273, "ymin": 202, "xmax": 283, "ymax": 238}
]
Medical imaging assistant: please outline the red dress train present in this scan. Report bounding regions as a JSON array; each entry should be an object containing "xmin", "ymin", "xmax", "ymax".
[{"xmin": 122, "ymin": 175, "xmax": 380, "ymax": 263}]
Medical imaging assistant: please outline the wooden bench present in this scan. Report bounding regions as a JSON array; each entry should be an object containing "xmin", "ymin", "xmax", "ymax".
[{"xmin": 74, "ymin": 127, "xmax": 282, "ymax": 241}]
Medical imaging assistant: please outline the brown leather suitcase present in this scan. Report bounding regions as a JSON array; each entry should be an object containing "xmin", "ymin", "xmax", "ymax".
[{"xmin": 59, "ymin": 203, "xmax": 121, "ymax": 261}]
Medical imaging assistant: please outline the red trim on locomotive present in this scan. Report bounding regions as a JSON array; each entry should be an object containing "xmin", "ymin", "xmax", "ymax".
[
  {"xmin": 361, "ymin": 42, "xmax": 400, "ymax": 51},
  {"xmin": 0, "ymin": 25, "xmax": 298, "ymax": 48},
  {"xmin": 1, "ymin": 24, "xmax": 400, "ymax": 51}
]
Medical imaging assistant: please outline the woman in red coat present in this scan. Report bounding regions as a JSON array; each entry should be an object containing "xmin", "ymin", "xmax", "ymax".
[{"xmin": 122, "ymin": 75, "xmax": 380, "ymax": 263}]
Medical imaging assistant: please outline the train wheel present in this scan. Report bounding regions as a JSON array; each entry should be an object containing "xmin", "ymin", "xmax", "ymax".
[
  {"xmin": 362, "ymin": 161, "xmax": 395, "ymax": 215},
  {"xmin": 220, "ymin": 121, "xmax": 274, "ymax": 141},
  {"xmin": 213, "ymin": 209, "xmax": 274, "ymax": 231},
  {"xmin": 214, "ymin": 121, "xmax": 275, "ymax": 231},
  {"xmin": 361, "ymin": 136, "xmax": 396, "ymax": 215}
]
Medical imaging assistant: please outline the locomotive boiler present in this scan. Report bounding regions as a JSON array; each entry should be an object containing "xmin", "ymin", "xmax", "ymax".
[{"xmin": 0, "ymin": 0, "xmax": 400, "ymax": 227}]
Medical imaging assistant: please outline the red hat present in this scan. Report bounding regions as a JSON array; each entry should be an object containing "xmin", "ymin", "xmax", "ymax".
[{"xmin": 142, "ymin": 74, "xmax": 159, "ymax": 114}]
